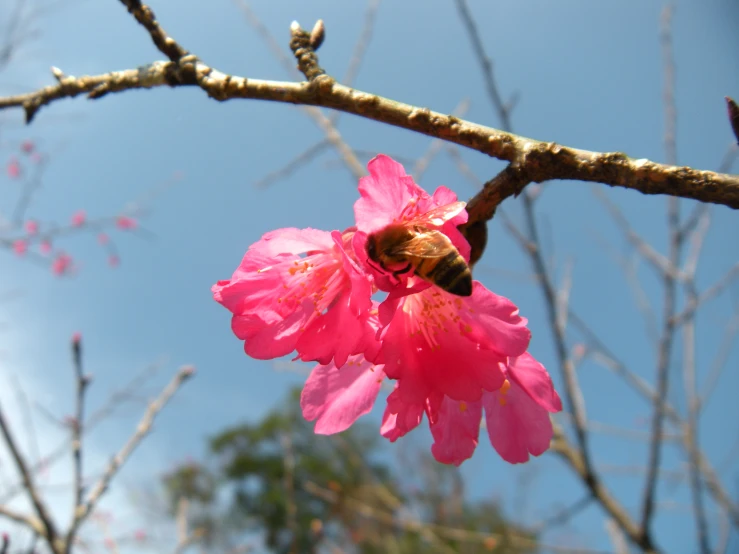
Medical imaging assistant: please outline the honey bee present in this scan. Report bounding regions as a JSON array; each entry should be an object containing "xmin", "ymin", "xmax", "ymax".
[{"xmin": 366, "ymin": 201, "xmax": 473, "ymax": 297}]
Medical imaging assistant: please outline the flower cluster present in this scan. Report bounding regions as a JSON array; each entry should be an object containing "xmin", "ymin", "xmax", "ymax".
[{"xmin": 212, "ymin": 155, "xmax": 561, "ymax": 465}]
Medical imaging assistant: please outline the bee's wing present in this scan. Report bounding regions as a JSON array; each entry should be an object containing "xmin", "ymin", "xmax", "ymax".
[
  {"xmin": 388, "ymin": 230, "xmax": 453, "ymax": 259},
  {"xmin": 410, "ymin": 201, "xmax": 467, "ymax": 227}
]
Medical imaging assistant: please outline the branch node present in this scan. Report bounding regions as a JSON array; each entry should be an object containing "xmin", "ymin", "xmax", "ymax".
[{"xmin": 289, "ymin": 21, "xmax": 326, "ymax": 81}]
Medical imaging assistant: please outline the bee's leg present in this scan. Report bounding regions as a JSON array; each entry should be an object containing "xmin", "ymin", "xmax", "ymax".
[{"xmin": 392, "ymin": 263, "xmax": 413, "ymax": 284}]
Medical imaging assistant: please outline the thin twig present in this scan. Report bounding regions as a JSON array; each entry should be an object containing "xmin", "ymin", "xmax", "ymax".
[
  {"xmin": 66, "ymin": 332, "xmax": 89, "ymax": 549},
  {"xmin": 640, "ymin": 7, "xmax": 680, "ymax": 543},
  {"xmin": 0, "ymin": 400, "xmax": 61, "ymax": 551},
  {"xmin": 254, "ymin": 140, "xmax": 330, "ymax": 189},
  {"xmin": 66, "ymin": 365, "xmax": 195, "ymax": 547},
  {"xmin": 413, "ymin": 98, "xmax": 470, "ymax": 183}
]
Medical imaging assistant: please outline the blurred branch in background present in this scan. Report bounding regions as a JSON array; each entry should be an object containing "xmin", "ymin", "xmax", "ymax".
[{"xmin": 0, "ymin": 332, "xmax": 194, "ymax": 553}]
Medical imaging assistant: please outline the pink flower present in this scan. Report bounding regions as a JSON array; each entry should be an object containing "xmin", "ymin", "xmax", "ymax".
[
  {"xmin": 25, "ymin": 220, "xmax": 38, "ymax": 235},
  {"xmin": 13, "ymin": 240, "xmax": 27, "ymax": 256},
  {"xmin": 97, "ymin": 232, "xmax": 109, "ymax": 245},
  {"xmin": 212, "ymin": 227, "xmax": 377, "ymax": 367},
  {"xmin": 21, "ymin": 140, "xmax": 34, "ymax": 154},
  {"xmin": 216, "ymin": 153, "xmax": 561, "ymax": 466},
  {"xmin": 39, "ymin": 240, "xmax": 52, "ymax": 255},
  {"xmin": 133, "ymin": 529, "xmax": 147, "ymax": 542},
  {"xmin": 7, "ymin": 157, "xmax": 20, "ymax": 179},
  {"xmin": 108, "ymin": 254, "xmax": 119, "ymax": 267},
  {"xmin": 354, "ymin": 155, "xmax": 531, "ymax": 404},
  {"xmin": 52, "ymin": 252, "xmax": 73, "ymax": 276},
  {"xmin": 116, "ymin": 215, "xmax": 137, "ymax": 230},
  {"xmin": 30, "ymin": 152, "xmax": 43, "ymax": 164},
  {"xmin": 71, "ymin": 210, "xmax": 86, "ymax": 227},
  {"xmin": 72, "ymin": 331, "xmax": 82, "ymax": 344}
]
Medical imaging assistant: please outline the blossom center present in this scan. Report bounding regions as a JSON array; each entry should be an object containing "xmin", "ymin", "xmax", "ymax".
[
  {"xmin": 403, "ymin": 289, "xmax": 473, "ymax": 350},
  {"xmin": 270, "ymin": 250, "xmax": 346, "ymax": 317}
]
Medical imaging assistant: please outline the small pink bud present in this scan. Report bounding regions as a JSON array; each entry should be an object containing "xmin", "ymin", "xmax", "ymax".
[
  {"xmin": 21, "ymin": 140, "xmax": 35, "ymax": 154},
  {"xmin": 13, "ymin": 240, "xmax": 27, "ymax": 256},
  {"xmin": 108, "ymin": 254, "xmax": 120, "ymax": 268},
  {"xmin": 7, "ymin": 157, "xmax": 20, "ymax": 179},
  {"xmin": 30, "ymin": 151, "xmax": 43, "ymax": 164},
  {"xmin": 72, "ymin": 331, "xmax": 82, "ymax": 344},
  {"xmin": 25, "ymin": 220, "xmax": 39, "ymax": 235},
  {"xmin": 134, "ymin": 529, "xmax": 146, "ymax": 541},
  {"xmin": 71, "ymin": 210, "xmax": 86, "ymax": 227},
  {"xmin": 116, "ymin": 215, "xmax": 137, "ymax": 230},
  {"xmin": 97, "ymin": 232, "xmax": 109, "ymax": 245},
  {"xmin": 104, "ymin": 537, "xmax": 115, "ymax": 549},
  {"xmin": 52, "ymin": 252, "xmax": 73, "ymax": 276},
  {"xmin": 39, "ymin": 240, "xmax": 52, "ymax": 255}
]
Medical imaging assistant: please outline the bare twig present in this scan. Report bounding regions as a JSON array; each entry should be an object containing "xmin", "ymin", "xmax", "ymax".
[
  {"xmin": 233, "ymin": 0, "xmax": 365, "ymax": 180},
  {"xmin": 0, "ymin": 400, "xmax": 61, "ymax": 550},
  {"xmin": 413, "ymin": 98, "xmax": 470, "ymax": 183},
  {"xmin": 66, "ymin": 365, "xmax": 195, "ymax": 548},
  {"xmin": 254, "ymin": 140, "xmax": 329, "ymax": 189},
  {"xmin": 699, "ymin": 309, "xmax": 739, "ymax": 409},
  {"xmin": 640, "ymin": 8, "xmax": 680, "ymax": 543},
  {"xmin": 66, "ymin": 332, "xmax": 89, "ymax": 549},
  {"xmin": 570, "ymin": 310, "xmax": 739, "ymax": 526}
]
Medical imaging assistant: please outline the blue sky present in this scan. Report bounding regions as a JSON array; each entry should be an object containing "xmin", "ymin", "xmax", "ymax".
[{"xmin": 1, "ymin": 0, "xmax": 738, "ymax": 552}]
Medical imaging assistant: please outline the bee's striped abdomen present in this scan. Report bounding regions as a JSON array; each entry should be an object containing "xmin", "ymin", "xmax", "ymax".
[{"xmin": 417, "ymin": 251, "xmax": 472, "ymax": 297}]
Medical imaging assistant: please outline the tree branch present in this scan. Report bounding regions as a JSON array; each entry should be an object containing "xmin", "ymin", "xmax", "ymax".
[
  {"xmin": 66, "ymin": 365, "xmax": 194, "ymax": 549},
  {"xmin": 0, "ymin": 401, "xmax": 61, "ymax": 551},
  {"xmin": 0, "ymin": 11, "xmax": 735, "ymax": 219}
]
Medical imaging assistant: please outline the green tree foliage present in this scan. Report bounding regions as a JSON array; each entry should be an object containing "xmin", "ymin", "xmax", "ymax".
[{"xmin": 162, "ymin": 387, "xmax": 538, "ymax": 553}]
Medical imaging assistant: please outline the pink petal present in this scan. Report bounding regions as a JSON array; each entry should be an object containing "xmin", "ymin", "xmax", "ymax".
[
  {"xmin": 301, "ymin": 355, "xmax": 385, "ymax": 434},
  {"xmin": 463, "ymin": 282, "xmax": 531, "ymax": 357},
  {"xmin": 354, "ymin": 155, "xmax": 424, "ymax": 234},
  {"xmin": 380, "ymin": 389, "xmax": 425, "ymax": 442},
  {"xmin": 430, "ymin": 397, "xmax": 482, "ymax": 466},
  {"xmin": 297, "ymin": 291, "xmax": 376, "ymax": 367},
  {"xmin": 252, "ymin": 227, "xmax": 335, "ymax": 257},
  {"xmin": 508, "ymin": 352, "xmax": 562, "ymax": 413},
  {"xmin": 483, "ymin": 382, "xmax": 554, "ymax": 464}
]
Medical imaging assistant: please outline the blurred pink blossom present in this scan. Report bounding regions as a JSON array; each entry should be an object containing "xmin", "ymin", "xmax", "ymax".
[
  {"xmin": 133, "ymin": 529, "xmax": 147, "ymax": 542},
  {"xmin": 39, "ymin": 240, "xmax": 52, "ymax": 255},
  {"xmin": 71, "ymin": 210, "xmax": 86, "ymax": 227},
  {"xmin": 20, "ymin": 140, "xmax": 34, "ymax": 154},
  {"xmin": 13, "ymin": 240, "xmax": 27, "ymax": 256},
  {"xmin": 72, "ymin": 331, "xmax": 82, "ymax": 343},
  {"xmin": 116, "ymin": 215, "xmax": 137, "ymax": 230},
  {"xmin": 52, "ymin": 252, "xmax": 73, "ymax": 276},
  {"xmin": 7, "ymin": 157, "xmax": 20, "ymax": 179},
  {"xmin": 98, "ymin": 232, "xmax": 109, "ymax": 245},
  {"xmin": 25, "ymin": 220, "xmax": 39, "ymax": 235},
  {"xmin": 108, "ymin": 254, "xmax": 120, "ymax": 267}
]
